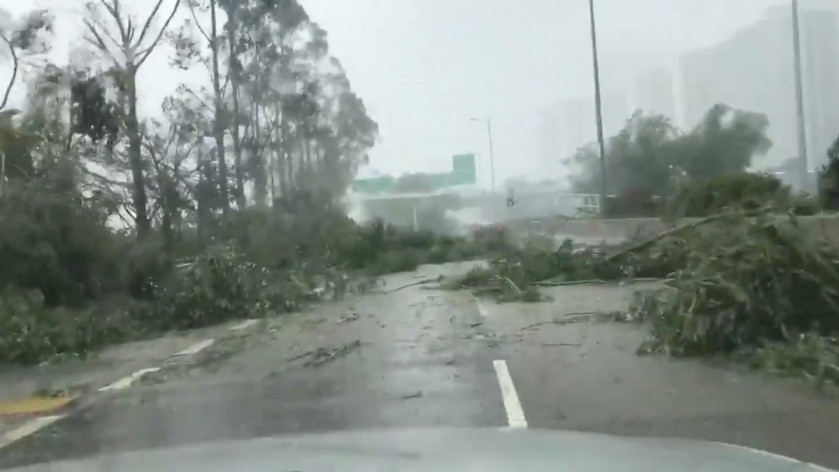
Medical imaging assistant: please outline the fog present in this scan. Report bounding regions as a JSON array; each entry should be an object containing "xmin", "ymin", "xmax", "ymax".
[
  {"xmin": 4, "ymin": 0, "xmax": 832, "ymax": 188},
  {"xmin": 300, "ymin": 0, "xmax": 795, "ymax": 185}
]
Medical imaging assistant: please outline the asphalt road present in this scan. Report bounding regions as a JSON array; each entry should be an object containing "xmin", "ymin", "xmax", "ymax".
[
  {"xmin": 2, "ymin": 263, "xmax": 839, "ymax": 470},
  {"xmin": 0, "ymin": 264, "xmax": 509, "ymax": 469}
]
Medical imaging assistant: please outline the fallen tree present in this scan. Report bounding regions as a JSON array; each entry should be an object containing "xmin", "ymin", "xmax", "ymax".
[{"xmin": 449, "ymin": 209, "xmax": 839, "ymax": 386}]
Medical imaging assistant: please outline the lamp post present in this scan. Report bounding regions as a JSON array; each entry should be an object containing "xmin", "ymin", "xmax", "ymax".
[
  {"xmin": 791, "ymin": 0, "xmax": 809, "ymax": 191},
  {"xmin": 471, "ymin": 117, "xmax": 497, "ymax": 220},
  {"xmin": 588, "ymin": 0, "xmax": 608, "ymax": 216}
]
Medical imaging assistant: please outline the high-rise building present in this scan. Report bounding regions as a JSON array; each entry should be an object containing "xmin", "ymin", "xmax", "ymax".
[
  {"xmin": 630, "ymin": 67, "xmax": 678, "ymax": 122},
  {"xmin": 538, "ymin": 90, "xmax": 629, "ymax": 174},
  {"xmin": 678, "ymin": 0, "xmax": 839, "ymax": 178}
]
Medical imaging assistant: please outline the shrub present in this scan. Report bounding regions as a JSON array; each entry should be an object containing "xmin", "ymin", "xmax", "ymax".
[
  {"xmin": 0, "ymin": 179, "xmax": 124, "ymax": 307},
  {"xmin": 0, "ymin": 287, "xmax": 133, "ymax": 364},
  {"xmin": 634, "ymin": 214, "xmax": 839, "ymax": 356},
  {"xmin": 667, "ymin": 172, "xmax": 792, "ymax": 218},
  {"xmin": 153, "ymin": 246, "xmax": 305, "ymax": 331}
]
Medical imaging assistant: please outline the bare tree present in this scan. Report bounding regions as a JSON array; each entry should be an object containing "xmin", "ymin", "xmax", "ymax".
[
  {"xmin": 83, "ymin": 0, "xmax": 181, "ymax": 237},
  {"xmin": 180, "ymin": 0, "xmax": 231, "ymax": 215}
]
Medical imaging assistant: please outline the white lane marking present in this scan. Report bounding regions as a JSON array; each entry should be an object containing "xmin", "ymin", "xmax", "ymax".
[
  {"xmin": 173, "ymin": 339, "xmax": 215, "ymax": 356},
  {"xmin": 493, "ymin": 359, "xmax": 527, "ymax": 429},
  {"xmin": 476, "ymin": 297, "xmax": 488, "ymax": 318},
  {"xmin": 99, "ymin": 367, "xmax": 161, "ymax": 392},
  {"xmin": 230, "ymin": 319, "xmax": 259, "ymax": 331},
  {"xmin": 717, "ymin": 443, "xmax": 832, "ymax": 471},
  {"xmin": 0, "ymin": 415, "xmax": 65, "ymax": 449}
]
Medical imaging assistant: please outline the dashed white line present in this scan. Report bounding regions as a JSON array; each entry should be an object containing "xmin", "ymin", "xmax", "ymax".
[
  {"xmin": 230, "ymin": 319, "xmax": 259, "ymax": 331},
  {"xmin": 173, "ymin": 338, "xmax": 215, "ymax": 356},
  {"xmin": 493, "ymin": 359, "xmax": 527, "ymax": 429},
  {"xmin": 98, "ymin": 367, "xmax": 161, "ymax": 392},
  {"xmin": 0, "ymin": 334, "xmax": 227, "ymax": 451},
  {"xmin": 0, "ymin": 415, "xmax": 65, "ymax": 449}
]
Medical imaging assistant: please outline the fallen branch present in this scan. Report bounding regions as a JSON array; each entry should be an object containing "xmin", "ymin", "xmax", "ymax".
[
  {"xmin": 605, "ymin": 206, "xmax": 772, "ymax": 263},
  {"xmin": 541, "ymin": 342, "xmax": 583, "ymax": 347},
  {"xmin": 532, "ymin": 279, "xmax": 607, "ymax": 287},
  {"xmin": 520, "ymin": 312, "xmax": 600, "ymax": 331},
  {"xmin": 500, "ymin": 276, "xmax": 522, "ymax": 295},
  {"xmin": 386, "ymin": 276, "xmax": 441, "ymax": 294},
  {"xmin": 303, "ymin": 340, "xmax": 362, "ymax": 368},
  {"xmin": 286, "ymin": 349, "xmax": 315, "ymax": 363}
]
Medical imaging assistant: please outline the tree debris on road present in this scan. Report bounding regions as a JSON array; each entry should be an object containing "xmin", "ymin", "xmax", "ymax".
[
  {"xmin": 300, "ymin": 340, "xmax": 363, "ymax": 368},
  {"xmin": 449, "ymin": 208, "xmax": 839, "ymax": 387}
]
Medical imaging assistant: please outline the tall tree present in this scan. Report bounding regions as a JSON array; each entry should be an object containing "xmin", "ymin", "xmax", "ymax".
[
  {"xmin": 220, "ymin": 0, "xmax": 245, "ymax": 209},
  {"xmin": 569, "ymin": 105, "xmax": 771, "ymax": 197},
  {"xmin": 178, "ymin": 0, "xmax": 231, "ymax": 215},
  {"xmin": 82, "ymin": 0, "xmax": 181, "ymax": 237}
]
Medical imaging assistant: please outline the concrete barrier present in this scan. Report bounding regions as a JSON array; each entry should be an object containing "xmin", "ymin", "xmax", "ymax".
[{"xmin": 533, "ymin": 215, "xmax": 839, "ymax": 245}]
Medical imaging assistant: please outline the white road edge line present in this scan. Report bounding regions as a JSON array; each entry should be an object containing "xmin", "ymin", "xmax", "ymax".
[
  {"xmin": 173, "ymin": 338, "xmax": 215, "ymax": 356},
  {"xmin": 0, "ymin": 415, "xmax": 65, "ymax": 450},
  {"xmin": 493, "ymin": 359, "xmax": 528, "ymax": 429},
  {"xmin": 99, "ymin": 367, "xmax": 161, "ymax": 392},
  {"xmin": 230, "ymin": 319, "xmax": 258, "ymax": 331}
]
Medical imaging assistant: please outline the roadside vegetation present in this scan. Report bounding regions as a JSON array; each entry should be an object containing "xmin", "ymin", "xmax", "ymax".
[
  {"xmin": 0, "ymin": 3, "xmax": 514, "ymax": 365},
  {"xmin": 451, "ymin": 108, "xmax": 839, "ymax": 388}
]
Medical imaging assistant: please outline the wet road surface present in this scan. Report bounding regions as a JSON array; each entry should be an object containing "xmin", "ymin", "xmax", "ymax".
[
  {"xmin": 3, "ymin": 264, "xmax": 839, "ymax": 470},
  {"xmin": 0, "ymin": 264, "xmax": 509, "ymax": 468}
]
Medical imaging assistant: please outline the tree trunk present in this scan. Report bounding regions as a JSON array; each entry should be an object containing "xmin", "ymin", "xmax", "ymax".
[
  {"xmin": 281, "ymin": 115, "xmax": 293, "ymax": 192},
  {"xmin": 196, "ymin": 145, "xmax": 211, "ymax": 242},
  {"xmin": 209, "ymin": 0, "xmax": 230, "ymax": 215},
  {"xmin": 253, "ymin": 98, "xmax": 267, "ymax": 207},
  {"xmin": 225, "ymin": 10, "xmax": 245, "ymax": 209},
  {"xmin": 125, "ymin": 69, "xmax": 150, "ymax": 237},
  {"xmin": 273, "ymin": 105, "xmax": 288, "ymax": 200}
]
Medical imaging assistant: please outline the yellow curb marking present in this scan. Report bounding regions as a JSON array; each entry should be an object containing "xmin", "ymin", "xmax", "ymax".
[{"xmin": 0, "ymin": 396, "xmax": 76, "ymax": 416}]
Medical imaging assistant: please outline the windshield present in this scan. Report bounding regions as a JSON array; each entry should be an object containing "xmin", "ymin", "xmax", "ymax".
[{"xmin": 1, "ymin": 1, "xmax": 838, "ymax": 471}]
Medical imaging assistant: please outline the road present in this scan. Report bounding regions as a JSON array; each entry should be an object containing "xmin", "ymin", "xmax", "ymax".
[{"xmin": 2, "ymin": 262, "xmax": 839, "ymax": 470}]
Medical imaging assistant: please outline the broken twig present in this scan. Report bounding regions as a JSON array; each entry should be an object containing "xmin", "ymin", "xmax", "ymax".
[
  {"xmin": 531, "ymin": 279, "xmax": 607, "ymax": 287},
  {"xmin": 520, "ymin": 312, "xmax": 606, "ymax": 331},
  {"xmin": 386, "ymin": 276, "xmax": 441, "ymax": 293},
  {"xmin": 605, "ymin": 206, "xmax": 772, "ymax": 263}
]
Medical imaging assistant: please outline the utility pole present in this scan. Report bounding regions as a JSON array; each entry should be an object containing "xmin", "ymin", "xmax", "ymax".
[
  {"xmin": 472, "ymin": 117, "xmax": 497, "ymax": 220},
  {"xmin": 792, "ymin": 0, "xmax": 809, "ymax": 191},
  {"xmin": 588, "ymin": 0, "xmax": 608, "ymax": 217}
]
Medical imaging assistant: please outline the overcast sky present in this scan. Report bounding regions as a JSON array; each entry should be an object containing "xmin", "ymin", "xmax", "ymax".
[{"xmin": 3, "ymin": 0, "xmax": 789, "ymax": 185}]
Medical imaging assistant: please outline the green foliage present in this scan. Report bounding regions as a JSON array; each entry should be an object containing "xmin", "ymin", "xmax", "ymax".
[
  {"xmin": 332, "ymin": 218, "xmax": 504, "ymax": 276},
  {"xmin": 150, "ymin": 246, "xmax": 309, "ymax": 331},
  {"xmin": 820, "ymin": 134, "xmax": 839, "ymax": 210},
  {"xmin": 569, "ymin": 105, "xmax": 772, "ymax": 198},
  {"xmin": 667, "ymin": 173, "xmax": 791, "ymax": 218},
  {"xmin": 750, "ymin": 334, "xmax": 839, "ymax": 389},
  {"xmin": 634, "ymin": 214, "xmax": 839, "ymax": 356},
  {"xmin": 0, "ymin": 171, "xmax": 123, "ymax": 307},
  {"xmin": 0, "ymin": 287, "xmax": 133, "ymax": 365}
]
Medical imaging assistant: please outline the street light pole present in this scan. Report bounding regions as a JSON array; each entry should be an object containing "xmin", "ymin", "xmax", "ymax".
[
  {"xmin": 588, "ymin": 0, "xmax": 608, "ymax": 216},
  {"xmin": 472, "ymin": 117, "xmax": 497, "ymax": 220},
  {"xmin": 485, "ymin": 119, "xmax": 497, "ymax": 199},
  {"xmin": 791, "ymin": 0, "xmax": 809, "ymax": 191}
]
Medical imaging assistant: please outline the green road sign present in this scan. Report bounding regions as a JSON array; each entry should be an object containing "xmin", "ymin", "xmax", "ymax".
[
  {"xmin": 353, "ymin": 154, "xmax": 476, "ymax": 195},
  {"xmin": 451, "ymin": 153, "xmax": 477, "ymax": 185}
]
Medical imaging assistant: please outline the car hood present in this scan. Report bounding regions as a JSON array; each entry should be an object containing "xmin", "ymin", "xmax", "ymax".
[{"xmin": 8, "ymin": 428, "xmax": 833, "ymax": 472}]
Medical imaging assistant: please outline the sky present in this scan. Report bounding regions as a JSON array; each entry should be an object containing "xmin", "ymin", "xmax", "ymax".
[{"xmin": 2, "ymin": 0, "xmax": 791, "ymax": 187}]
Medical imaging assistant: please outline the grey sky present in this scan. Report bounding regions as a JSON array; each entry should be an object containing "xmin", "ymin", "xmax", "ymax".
[{"xmin": 2, "ymin": 0, "xmax": 789, "ymax": 186}]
